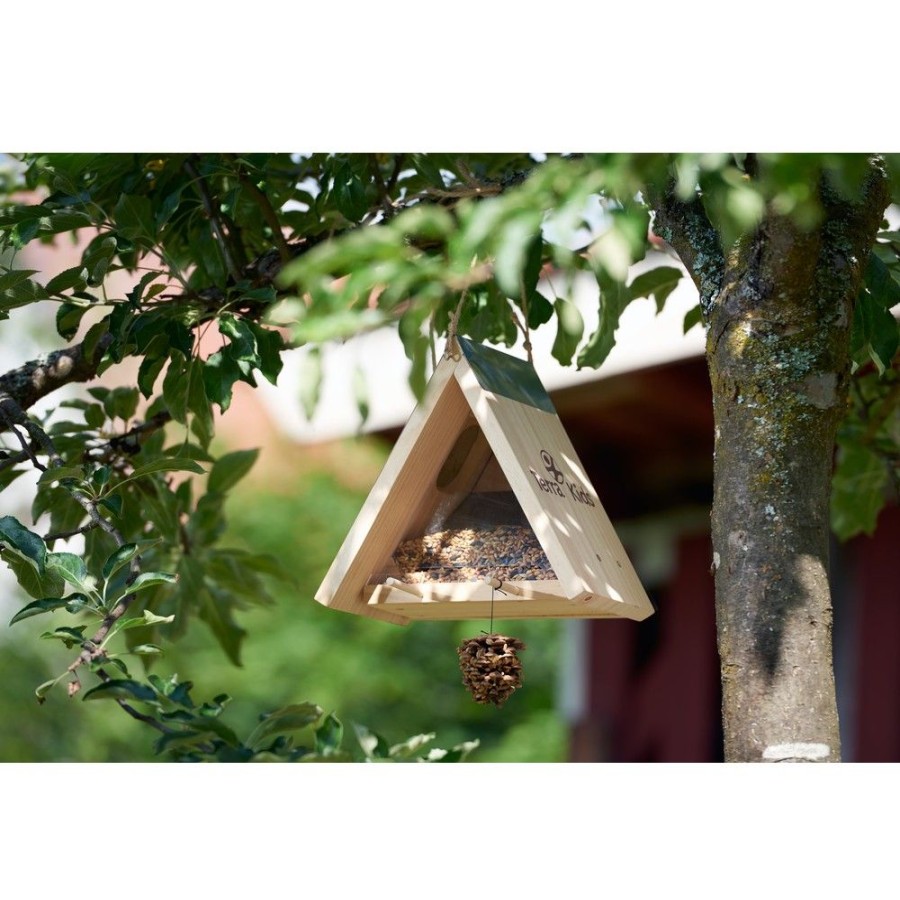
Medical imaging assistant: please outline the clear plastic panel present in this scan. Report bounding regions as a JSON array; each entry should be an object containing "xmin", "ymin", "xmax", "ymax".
[{"xmin": 371, "ymin": 417, "xmax": 556, "ymax": 586}]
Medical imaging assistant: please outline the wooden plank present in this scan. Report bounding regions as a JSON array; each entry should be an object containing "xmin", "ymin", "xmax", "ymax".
[
  {"xmin": 382, "ymin": 576, "xmax": 573, "ymax": 604},
  {"xmin": 455, "ymin": 360, "xmax": 654, "ymax": 621},
  {"xmin": 366, "ymin": 582, "xmax": 621, "ymax": 620},
  {"xmin": 315, "ymin": 355, "xmax": 472, "ymax": 622}
]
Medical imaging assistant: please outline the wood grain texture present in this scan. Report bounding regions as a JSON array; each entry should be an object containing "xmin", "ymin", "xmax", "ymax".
[
  {"xmin": 366, "ymin": 581, "xmax": 622, "ymax": 620},
  {"xmin": 455, "ymin": 360, "xmax": 654, "ymax": 621},
  {"xmin": 314, "ymin": 355, "xmax": 468, "ymax": 623},
  {"xmin": 315, "ymin": 347, "xmax": 653, "ymax": 624}
]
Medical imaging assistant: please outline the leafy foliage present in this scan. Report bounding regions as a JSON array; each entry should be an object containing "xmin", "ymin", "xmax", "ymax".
[{"xmin": 0, "ymin": 152, "xmax": 898, "ymax": 761}]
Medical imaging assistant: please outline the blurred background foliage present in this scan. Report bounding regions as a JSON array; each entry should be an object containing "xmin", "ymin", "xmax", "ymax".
[{"xmin": 0, "ymin": 430, "xmax": 568, "ymax": 762}]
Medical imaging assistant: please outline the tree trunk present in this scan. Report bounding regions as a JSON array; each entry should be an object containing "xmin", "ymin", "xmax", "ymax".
[{"xmin": 653, "ymin": 162, "xmax": 890, "ymax": 762}]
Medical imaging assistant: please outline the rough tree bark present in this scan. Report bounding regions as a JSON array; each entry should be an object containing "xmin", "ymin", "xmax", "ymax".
[{"xmin": 652, "ymin": 160, "xmax": 891, "ymax": 762}]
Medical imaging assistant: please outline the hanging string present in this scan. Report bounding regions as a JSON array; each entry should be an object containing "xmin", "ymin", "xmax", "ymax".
[
  {"xmin": 428, "ymin": 310, "xmax": 437, "ymax": 370},
  {"xmin": 445, "ymin": 290, "xmax": 469, "ymax": 360},
  {"xmin": 519, "ymin": 274, "xmax": 533, "ymax": 365},
  {"xmin": 484, "ymin": 576, "xmax": 506, "ymax": 635}
]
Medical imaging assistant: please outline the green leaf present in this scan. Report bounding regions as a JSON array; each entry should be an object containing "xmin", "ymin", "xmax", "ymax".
[
  {"xmin": 427, "ymin": 739, "xmax": 480, "ymax": 762},
  {"xmin": 202, "ymin": 348, "xmax": 247, "ymax": 414},
  {"xmin": 82, "ymin": 679, "xmax": 158, "ymax": 703},
  {"xmin": 106, "ymin": 456, "xmax": 205, "ymax": 493},
  {"xmin": 0, "ymin": 270, "xmax": 47, "ymax": 312},
  {"xmin": 47, "ymin": 552, "xmax": 93, "ymax": 593},
  {"xmin": 290, "ymin": 307, "xmax": 390, "ymax": 344},
  {"xmin": 44, "ymin": 265, "xmax": 88, "ymax": 296},
  {"xmin": 388, "ymin": 732, "xmax": 436, "ymax": 760},
  {"xmin": 576, "ymin": 273, "xmax": 630, "ymax": 370},
  {"xmin": 353, "ymin": 364, "xmax": 370, "ymax": 426},
  {"xmin": 0, "ymin": 515, "xmax": 47, "ymax": 573},
  {"xmin": 35, "ymin": 678, "xmax": 62, "ymax": 702},
  {"xmin": 853, "ymin": 288, "xmax": 899, "ymax": 374},
  {"xmin": 494, "ymin": 215, "xmax": 542, "ymax": 300},
  {"xmin": 628, "ymin": 265, "xmax": 683, "ymax": 312},
  {"xmin": 128, "ymin": 270, "xmax": 164, "ymax": 308},
  {"xmin": 114, "ymin": 194, "xmax": 156, "ymax": 244},
  {"xmin": 550, "ymin": 298, "xmax": 584, "ymax": 366},
  {"xmin": 142, "ymin": 612, "xmax": 175, "ymax": 631},
  {"xmin": 0, "ymin": 268, "xmax": 39, "ymax": 293},
  {"xmin": 187, "ymin": 360, "xmax": 214, "ymax": 448},
  {"xmin": 82, "ymin": 234, "xmax": 118, "ymax": 285},
  {"xmin": 162, "ymin": 352, "xmax": 190, "ymax": 423},
  {"xmin": 130, "ymin": 644, "xmax": 163, "ymax": 656},
  {"xmin": 65, "ymin": 593, "xmax": 92, "ymax": 614},
  {"xmin": 332, "ymin": 161, "xmax": 370, "ymax": 222},
  {"xmin": 101, "ymin": 543, "xmax": 143, "ymax": 582},
  {"xmin": 2, "ymin": 550, "xmax": 65, "ymax": 600},
  {"xmin": 198, "ymin": 585, "xmax": 247, "ymax": 666},
  {"xmin": 590, "ymin": 207, "xmax": 649, "ymax": 281},
  {"xmin": 45, "ymin": 210, "xmax": 95, "ymax": 233},
  {"xmin": 104, "ymin": 386, "xmax": 139, "ymax": 422},
  {"xmin": 865, "ymin": 253, "xmax": 900, "ymax": 309},
  {"xmin": 411, "ymin": 154, "xmax": 445, "ymax": 188},
  {"xmin": 56, "ymin": 301, "xmax": 91, "ymax": 340},
  {"xmin": 298, "ymin": 346, "xmax": 323, "ymax": 420},
  {"xmin": 831, "ymin": 443, "xmax": 890, "ymax": 540},
  {"xmin": 9, "ymin": 597, "xmax": 69, "ymax": 625},
  {"xmin": 120, "ymin": 610, "xmax": 175, "ymax": 629},
  {"xmin": 37, "ymin": 466, "xmax": 85, "ymax": 486},
  {"xmin": 137, "ymin": 344, "xmax": 168, "ymax": 398},
  {"xmin": 123, "ymin": 571, "xmax": 178, "ymax": 595},
  {"xmin": 246, "ymin": 322, "xmax": 284, "ymax": 386},
  {"xmin": 683, "ymin": 303, "xmax": 704, "ymax": 334},
  {"xmin": 247, "ymin": 702, "xmax": 323, "ymax": 748},
  {"xmin": 97, "ymin": 495, "xmax": 123, "ymax": 518},
  {"xmin": 40, "ymin": 626, "xmax": 87, "ymax": 648},
  {"xmin": 353, "ymin": 722, "xmax": 391, "ymax": 759},
  {"xmin": 208, "ymin": 449, "xmax": 259, "ymax": 495},
  {"xmin": 315, "ymin": 713, "xmax": 344, "ymax": 755}
]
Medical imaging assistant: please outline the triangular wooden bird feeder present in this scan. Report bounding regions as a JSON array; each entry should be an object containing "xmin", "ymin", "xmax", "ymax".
[{"xmin": 315, "ymin": 337, "xmax": 654, "ymax": 625}]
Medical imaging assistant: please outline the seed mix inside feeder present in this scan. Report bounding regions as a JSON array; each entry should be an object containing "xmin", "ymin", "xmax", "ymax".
[{"xmin": 314, "ymin": 337, "xmax": 654, "ymax": 625}]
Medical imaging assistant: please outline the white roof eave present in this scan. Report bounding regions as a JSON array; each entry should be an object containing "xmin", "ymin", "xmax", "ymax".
[{"xmin": 260, "ymin": 257, "xmax": 705, "ymax": 444}]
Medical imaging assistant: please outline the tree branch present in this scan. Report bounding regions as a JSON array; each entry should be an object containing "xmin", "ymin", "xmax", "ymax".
[
  {"xmin": 44, "ymin": 521, "xmax": 99, "ymax": 543},
  {"xmin": 0, "ymin": 333, "xmax": 112, "ymax": 418},
  {"xmin": 646, "ymin": 179, "xmax": 725, "ymax": 318},
  {"xmin": 0, "ymin": 394, "xmax": 145, "ymax": 678}
]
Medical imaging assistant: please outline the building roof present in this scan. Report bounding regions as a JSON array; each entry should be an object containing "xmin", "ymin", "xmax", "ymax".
[{"xmin": 257, "ymin": 254, "xmax": 706, "ymax": 443}]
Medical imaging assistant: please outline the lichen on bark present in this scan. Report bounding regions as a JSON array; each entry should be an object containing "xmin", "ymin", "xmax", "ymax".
[{"xmin": 652, "ymin": 159, "xmax": 890, "ymax": 761}]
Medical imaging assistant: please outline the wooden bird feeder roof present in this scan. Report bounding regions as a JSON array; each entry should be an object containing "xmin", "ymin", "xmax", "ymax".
[{"xmin": 315, "ymin": 337, "xmax": 655, "ymax": 625}]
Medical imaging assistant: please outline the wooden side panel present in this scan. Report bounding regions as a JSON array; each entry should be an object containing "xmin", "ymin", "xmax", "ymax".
[
  {"xmin": 455, "ymin": 361, "xmax": 653, "ymax": 621},
  {"xmin": 315, "ymin": 356, "xmax": 472, "ymax": 623}
]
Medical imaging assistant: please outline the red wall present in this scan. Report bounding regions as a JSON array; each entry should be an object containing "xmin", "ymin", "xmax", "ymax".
[
  {"xmin": 578, "ymin": 533, "xmax": 721, "ymax": 761},
  {"xmin": 574, "ymin": 508, "xmax": 900, "ymax": 762},
  {"xmin": 850, "ymin": 504, "xmax": 900, "ymax": 761}
]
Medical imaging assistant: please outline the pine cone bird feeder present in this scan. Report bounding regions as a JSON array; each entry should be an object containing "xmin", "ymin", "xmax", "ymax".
[{"xmin": 457, "ymin": 634, "xmax": 526, "ymax": 706}]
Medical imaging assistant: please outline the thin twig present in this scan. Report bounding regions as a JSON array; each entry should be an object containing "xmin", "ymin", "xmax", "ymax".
[
  {"xmin": 1, "ymin": 416, "xmax": 45, "ymax": 470},
  {"xmin": 184, "ymin": 157, "xmax": 244, "ymax": 283},
  {"xmin": 44, "ymin": 521, "xmax": 100, "ymax": 543},
  {"xmin": 0, "ymin": 394, "xmax": 143, "ymax": 678},
  {"xmin": 0, "ymin": 447, "xmax": 29, "ymax": 471},
  {"xmin": 385, "ymin": 154, "xmax": 405, "ymax": 194},
  {"xmin": 446, "ymin": 291, "xmax": 469, "ymax": 359},
  {"xmin": 519, "ymin": 273, "xmax": 533, "ymax": 365},
  {"xmin": 225, "ymin": 154, "xmax": 291, "ymax": 264}
]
